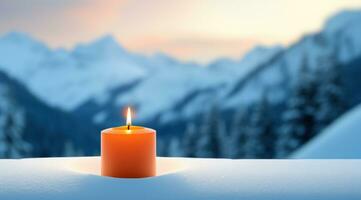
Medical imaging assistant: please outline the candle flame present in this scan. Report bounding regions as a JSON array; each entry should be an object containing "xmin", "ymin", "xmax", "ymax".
[{"xmin": 126, "ymin": 107, "xmax": 132, "ymax": 129}]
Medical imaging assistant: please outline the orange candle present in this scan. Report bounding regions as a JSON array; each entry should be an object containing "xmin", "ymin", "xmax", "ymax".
[{"xmin": 101, "ymin": 107, "xmax": 156, "ymax": 178}]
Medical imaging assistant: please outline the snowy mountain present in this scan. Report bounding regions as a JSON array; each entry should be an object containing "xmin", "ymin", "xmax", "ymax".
[
  {"xmin": 1, "ymin": 10, "xmax": 361, "ymax": 148},
  {"xmin": 0, "ymin": 30, "xmax": 281, "ymax": 125},
  {"xmin": 224, "ymin": 9, "xmax": 361, "ymax": 107},
  {"xmin": 153, "ymin": 9, "xmax": 361, "ymax": 131},
  {"xmin": 0, "ymin": 33, "xmax": 147, "ymax": 111},
  {"xmin": 293, "ymin": 103, "xmax": 361, "ymax": 159}
]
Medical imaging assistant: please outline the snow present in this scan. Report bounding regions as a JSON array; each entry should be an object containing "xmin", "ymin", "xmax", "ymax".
[
  {"xmin": 0, "ymin": 157, "xmax": 360, "ymax": 199},
  {"xmin": 293, "ymin": 103, "xmax": 361, "ymax": 159}
]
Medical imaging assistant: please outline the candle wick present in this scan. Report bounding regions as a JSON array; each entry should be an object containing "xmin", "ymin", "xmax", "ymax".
[{"xmin": 127, "ymin": 124, "xmax": 130, "ymax": 130}]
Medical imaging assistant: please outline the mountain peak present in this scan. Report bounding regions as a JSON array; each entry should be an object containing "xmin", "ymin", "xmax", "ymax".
[
  {"xmin": 2, "ymin": 31, "xmax": 32, "ymax": 41},
  {"xmin": 0, "ymin": 31, "xmax": 48, "ymax": 50},
  {"xmin": 73, "ymin": 34, "xmax": 125, "ymax": 56},
  {"xmin": 93, "ymin": 35, "xmax": 119, "ymax": 47},
  {"xmin": 88, "ymin": 34, "xmax": 124, "ymax": 52},
  {"xmin": 151, "ymin": 52, "xmax": 179, "ymax": 64},
  {"xmin": 241, "ymin": 45, "xmax": 283, "ymax": 61},
  {"xmin": 324, "ymin": 9, "xmax": 361, "ymax": 33}
]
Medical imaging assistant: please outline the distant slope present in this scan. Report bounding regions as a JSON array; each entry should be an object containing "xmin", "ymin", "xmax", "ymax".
[
  {"xmin": 293, "ymin": 103, "xmax": 361, "ymax": 159},
  {"xmin": 158, "ymin": 10, "xmax": 361, "ymax": 126},
  {"xmin": 223, "ymin": 9, "xmax": 361, "ymax": 109}
]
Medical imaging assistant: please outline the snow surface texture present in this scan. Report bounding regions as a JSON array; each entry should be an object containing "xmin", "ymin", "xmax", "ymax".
[
  {"xmin": 293, "ymin": 103, "xmax": 361, "ymax": 159},
  {"xmin": 0, "ymin": 157, "xmax": 360, "ymax": 200}
]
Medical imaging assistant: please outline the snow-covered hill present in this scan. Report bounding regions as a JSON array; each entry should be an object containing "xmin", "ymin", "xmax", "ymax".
[{"xmin": 293, "ymin": 103, "xmax": 361, "ymax": 159}]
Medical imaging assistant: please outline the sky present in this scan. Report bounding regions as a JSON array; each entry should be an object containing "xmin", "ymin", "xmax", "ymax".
[{"xmin": 0, "ymin": 0, "xmax": 361, "ymax": 63}]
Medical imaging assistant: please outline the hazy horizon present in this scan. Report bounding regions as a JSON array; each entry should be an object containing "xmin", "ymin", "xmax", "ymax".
[{"xmin": 1, "ymin": 0, "xmax": 361, "ymax": 63}]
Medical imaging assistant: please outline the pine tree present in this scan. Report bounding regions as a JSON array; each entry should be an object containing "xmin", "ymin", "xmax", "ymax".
[
  {"xmin": 168, "ymin": 137, "xmax": 183, "ymax": 157},
  {"xmin": 243, "ymin": 93, "xmax": 274, "ymax": 158},
  {"xmin": 156, "ymin": 138, "xmax": 168, "ymax": 157},
  {"xmin": 63, "ymin": 140, "xmax": 83, "ymax": 156},
  {"xmin": 217, "ymin": 120, "xmax": 228, "ymax": 157},
  {"xmin": 195, "ymin": 104, "xmax": 224, "ymax": 158},
  {"xmin": 277, "ymin": 56, "xmax": 319, "ymax": 158},
  {"xmin": 0, "ymin": 85, "xmax": 31, "ymax": 158},
  {"xmin": 182, "ymin": 123, "xmax": 198, "ymax": 157},
  {"xmin": 229, "ymin": 108, "xmax": 248, "ymax": 158},
  {"xmin": 315, "ymin": 54, "xmax": 346, "ymax": 132}
]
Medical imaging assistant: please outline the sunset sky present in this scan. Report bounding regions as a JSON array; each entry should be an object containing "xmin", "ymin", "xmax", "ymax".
[{"xmin": 1, "ymin": 0, "xmax": 361, "ymax": 63}]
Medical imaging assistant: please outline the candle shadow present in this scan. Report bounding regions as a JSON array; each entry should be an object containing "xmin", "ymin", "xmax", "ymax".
[{"xmin": 68, "ymin": 157, "xmax": 187, "ymax": 178}]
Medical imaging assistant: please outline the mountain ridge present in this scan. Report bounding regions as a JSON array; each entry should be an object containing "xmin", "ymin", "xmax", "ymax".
[
  {"xmin": 0, "ymin": 9, "xmax": 361, "ymax": 141},
  {"xmin": 0, "ymin": 29, "xmax": 281, "ymax": 122}
]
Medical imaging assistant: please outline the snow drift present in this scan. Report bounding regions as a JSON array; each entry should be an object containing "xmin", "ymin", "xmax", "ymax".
[
  {"xmin": 0, "ymin": 157, "xmax": 360, "ymax": 200},
  {"xmin": 293, "ymin": 103, "xmax": 361, "ymax": 158}
]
